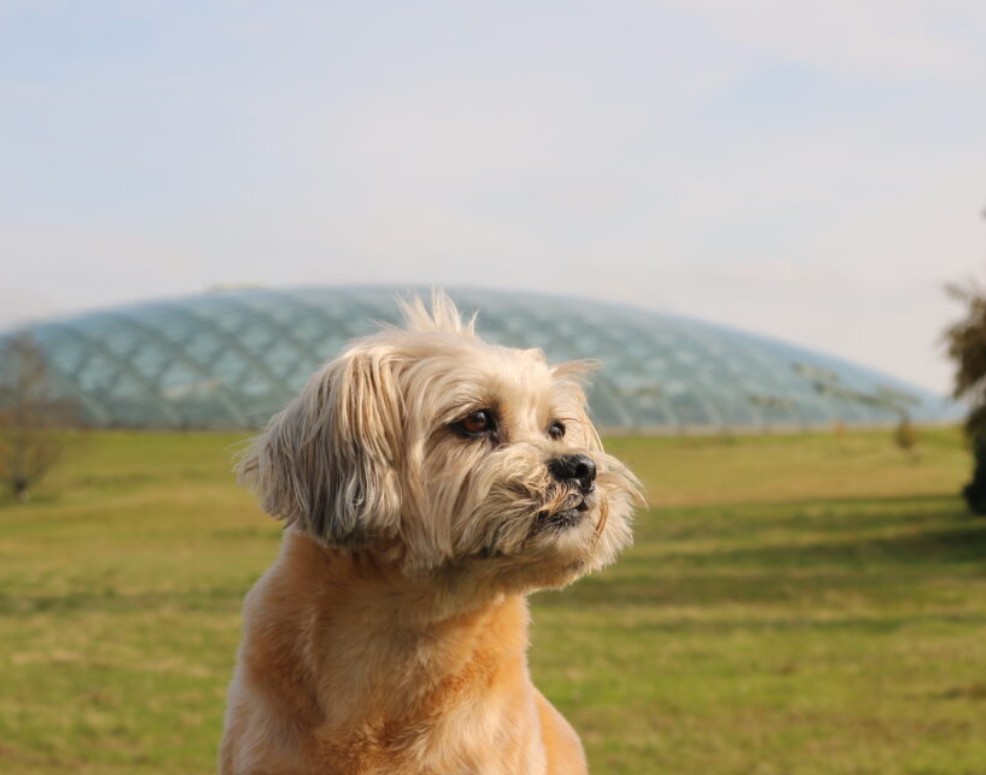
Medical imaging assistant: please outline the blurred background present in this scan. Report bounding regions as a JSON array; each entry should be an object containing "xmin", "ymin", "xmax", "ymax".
[{"xmin": 1, "ymin": 2, "xmax": 985, "ymax": 773}]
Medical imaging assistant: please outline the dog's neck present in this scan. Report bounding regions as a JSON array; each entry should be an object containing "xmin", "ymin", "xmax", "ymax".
[
  {"xmin": 281, "ymin": 529, "xmax": 523, "ymax": 624},
  {"xmin": 272, "ymin": 530, "xmax": 533, "ymax": 711}
]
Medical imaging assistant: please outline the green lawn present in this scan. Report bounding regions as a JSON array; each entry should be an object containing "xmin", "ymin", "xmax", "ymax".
[{"xmin": 1, "ymin": 428, "xmax": 984, "ymax": 774}]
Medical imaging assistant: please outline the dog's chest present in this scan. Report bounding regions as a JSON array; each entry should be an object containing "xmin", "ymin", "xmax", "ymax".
[{"xmin": 307, "ymin": 688, "xmax": 547, "ymax": 775}]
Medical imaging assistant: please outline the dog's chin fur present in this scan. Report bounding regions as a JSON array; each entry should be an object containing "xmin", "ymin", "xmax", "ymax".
[{"xmin": 220, "ymin": 292, "xmax": 642, "ymax": 775}]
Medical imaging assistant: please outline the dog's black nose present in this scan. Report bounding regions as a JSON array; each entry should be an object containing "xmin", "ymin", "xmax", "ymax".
[{"xmin": 548, "ymin": 454, "xmax": 597, "ymax": 494}]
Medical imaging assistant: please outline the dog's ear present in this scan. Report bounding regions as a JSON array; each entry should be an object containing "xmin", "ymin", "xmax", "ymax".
[{"xmin": 237, "ymin": 344, "xmax": 404, "ymax": 547}]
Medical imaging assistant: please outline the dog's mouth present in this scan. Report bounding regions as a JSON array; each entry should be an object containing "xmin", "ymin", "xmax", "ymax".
[{"xmin": 535, "ymin": 493, "xmax": 592, "ymax": 531}]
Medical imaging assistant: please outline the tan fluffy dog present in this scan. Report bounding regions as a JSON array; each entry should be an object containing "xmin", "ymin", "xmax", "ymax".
[{"xmin": 220, "ymin": 293, "xmax": 641, "ymax": 774}]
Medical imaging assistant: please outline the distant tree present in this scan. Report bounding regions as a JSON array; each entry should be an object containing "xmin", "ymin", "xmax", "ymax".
[
  {"xmin": 893, "ymin": 414, "xmax": 918, "ymax": 456},
  {"xmin": 944, "ymin": 280, "xmax": 986, "ymax": 435},
  {"xmin": 0, "ymin": 333, "xmax": 77, "ymax": 501},
  {"xmin": 963, "ymin": 436, "xmax": 986, "ymax": 515},
  {"xmin": 944, "ymin": 273, "xmax": 986, "ymax": 514}
]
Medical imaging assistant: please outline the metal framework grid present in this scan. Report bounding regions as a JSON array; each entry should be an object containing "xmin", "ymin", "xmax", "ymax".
[{"xmin": 0, "ymin": 286, "xmax": 957, "ymax": 431}]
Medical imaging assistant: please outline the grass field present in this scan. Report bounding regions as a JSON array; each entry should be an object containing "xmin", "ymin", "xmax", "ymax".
[{"xmin": 1, "ymin": 428, "xmax": 985, "ymax": 774}]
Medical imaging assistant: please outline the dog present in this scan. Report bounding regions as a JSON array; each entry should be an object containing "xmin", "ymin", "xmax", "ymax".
[{"xmin": 219, "ymin": 292, "xmax": 641, "ymax": 774}]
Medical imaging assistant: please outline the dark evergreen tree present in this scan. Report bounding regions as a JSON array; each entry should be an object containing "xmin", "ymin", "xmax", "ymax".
[
  {"xmin": 963, "ymin": 434, "xmax": 986, "ymax": 515},
  {"xmin": 944, "ymin": 247, "xmax": 986, "ymax": 515}
]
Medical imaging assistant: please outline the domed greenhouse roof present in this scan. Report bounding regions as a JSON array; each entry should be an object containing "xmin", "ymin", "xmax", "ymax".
[{"xmin": 0, "ymin": 286, "xmax": 957, "ymax": 431}]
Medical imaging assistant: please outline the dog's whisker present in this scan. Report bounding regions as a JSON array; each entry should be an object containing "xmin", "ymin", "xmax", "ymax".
[{"xmin": 594, "ymin": 498, "xmax": 610, "ymax": 540}]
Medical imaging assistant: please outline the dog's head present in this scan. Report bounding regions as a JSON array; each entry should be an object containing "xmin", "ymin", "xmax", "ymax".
[{"xmin": 239, "ymin": 292, "xmax": 641, "ymax": 590}]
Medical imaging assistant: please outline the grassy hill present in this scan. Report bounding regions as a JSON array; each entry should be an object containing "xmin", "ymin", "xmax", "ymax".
[{"xmin": 1, "ymin": 428, "xmax": 984, "ymax": 774}]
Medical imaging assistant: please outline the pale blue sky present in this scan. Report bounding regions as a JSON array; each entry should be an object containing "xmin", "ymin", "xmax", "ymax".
[{"xmin": 2, "ymin": 1, "xmax": 985, "ymax": 392}]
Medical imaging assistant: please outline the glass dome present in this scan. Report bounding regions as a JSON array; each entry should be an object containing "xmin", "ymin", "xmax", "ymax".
[{"xmin": 0, "ymin": 286, "xmax": 958, "ymax": 431}]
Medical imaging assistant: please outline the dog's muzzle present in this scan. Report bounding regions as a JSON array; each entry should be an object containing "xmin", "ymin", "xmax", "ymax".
[{"xmin": 535, "ymin": 454, "xmax": 598, "ymax": 531}]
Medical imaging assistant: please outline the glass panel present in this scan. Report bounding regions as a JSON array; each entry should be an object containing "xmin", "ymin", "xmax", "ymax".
[{"xmin": 0, "ymin": 286, "xmax": 958, "ymax": 430}]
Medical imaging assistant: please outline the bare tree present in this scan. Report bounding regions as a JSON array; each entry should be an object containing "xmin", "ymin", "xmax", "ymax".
[{"xmin": 0, "ymin": 333, "xmax": 77, "ymax": 500}]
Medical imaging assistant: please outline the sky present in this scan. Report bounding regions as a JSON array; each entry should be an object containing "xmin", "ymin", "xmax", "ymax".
[{"xmin": 1, "ymin": 1, "xmax": 985, "ymax": 394}]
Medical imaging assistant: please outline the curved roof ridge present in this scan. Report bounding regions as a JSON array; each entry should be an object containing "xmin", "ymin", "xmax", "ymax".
[{"xmin": 0, "ymin": 285, "xmax": 959, "ymax": 430}]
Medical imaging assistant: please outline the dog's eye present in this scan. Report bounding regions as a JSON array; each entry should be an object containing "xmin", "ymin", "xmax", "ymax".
[
  {"xmin": 453, "ymin": 410, "xmax": 497, "ymax": 438},
  {"xmin": 547, "ymin": 420, "xmax": 566, "ymax": 440}
]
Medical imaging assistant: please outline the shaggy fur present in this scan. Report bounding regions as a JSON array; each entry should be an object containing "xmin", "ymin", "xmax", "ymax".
[{"xmin": 220, "ymin": 292, "xmax": 641, "ymax": 774}]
